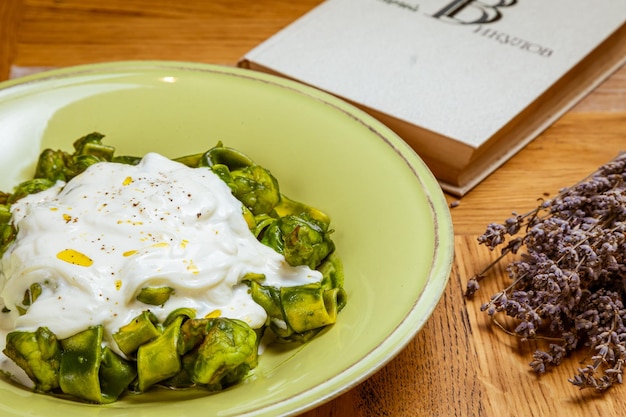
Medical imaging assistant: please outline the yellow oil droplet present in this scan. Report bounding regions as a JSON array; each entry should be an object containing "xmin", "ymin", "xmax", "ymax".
[
  {"xmin": 122, "ymin": 176, "xmax": 133, "ymax": 186},
  {"xmin": 123, "ymin": 250, "xmax": 137, "ymax": 257},
  {"xmin": 115, "ymin": 280, "xmax": 122, "ymax": 290},
  {"xmin": 181, "ymin": 239, "xmax": 189, "ymax": 248},
  {"xmin": 152, "ymin": 242, "xmax": 169, "ymax": 248},
  {"xmin": 56, "ymin": 249, "xmax": 93, "ymax": 267},
  {"xmin": 116, "ymin": 220, "xmax": 144, "ymax": 226},
  {"xmin": 205, "ymin": 310, "xmax": 221, "ymax": 319},
  {"xmin": 50, "ymin": 207, "xmax": 58, "ymax": 211},
  {"xmin": 63, "ymin": 213, "xmax": 72, "ymax": 222},
  {"xmin": 186, "ymin": 260, "xmax": 199, "ymax": 275}
]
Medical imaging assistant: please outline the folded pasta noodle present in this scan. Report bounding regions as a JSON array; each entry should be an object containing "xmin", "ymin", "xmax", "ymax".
[{"xmin": 0, "ymin": 133, "xmax": 347, "ymax": 403}]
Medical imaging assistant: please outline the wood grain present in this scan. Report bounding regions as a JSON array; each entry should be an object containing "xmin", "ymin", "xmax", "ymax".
[
  {"xmin": 0, "ymin": 0, "xmax": 23, "ymax": 81},
  {"xmin": 2, "ymin": 1, "xmax": 626, "ymax": 416},
  {"xmin": 10, "ymin": 0, "xmax": 324, "ymax": 68}
]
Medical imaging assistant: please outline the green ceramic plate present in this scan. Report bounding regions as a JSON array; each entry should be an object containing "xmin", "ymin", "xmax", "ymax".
[{"xmin": 0, "ymin": 61, "xmax": 453, "ymax": 416}]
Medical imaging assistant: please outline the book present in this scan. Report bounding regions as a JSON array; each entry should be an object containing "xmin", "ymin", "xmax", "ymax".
[{"xmin": 238, "ymin": 0, "xmax": 626, "ymax": 196}]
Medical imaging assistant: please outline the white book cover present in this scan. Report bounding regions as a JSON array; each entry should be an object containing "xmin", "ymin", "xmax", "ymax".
[{"xmin": 240, "ymin": 0, "xmax": 626, "ymax": 195}]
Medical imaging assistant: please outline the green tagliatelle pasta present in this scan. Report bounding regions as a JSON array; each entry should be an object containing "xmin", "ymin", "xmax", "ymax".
[{"xmin": 0, "ymin": 133, "xmax": 347, "ymax": 403}]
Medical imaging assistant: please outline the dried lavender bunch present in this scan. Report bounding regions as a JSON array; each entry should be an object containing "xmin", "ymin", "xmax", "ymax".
[{"xmin": 466, "ymin": 152, "xmax": 626, "ymax": 391}]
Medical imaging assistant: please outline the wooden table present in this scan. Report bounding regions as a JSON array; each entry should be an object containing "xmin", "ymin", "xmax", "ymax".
[{"xmin": 2, "ymin": 1, "xmax": 626, "ymax": 416}]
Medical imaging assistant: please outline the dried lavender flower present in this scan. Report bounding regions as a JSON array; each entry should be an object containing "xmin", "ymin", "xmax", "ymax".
[{"xmin": 467, "ymin": 152, "xmax": 626, "ymax": 391}]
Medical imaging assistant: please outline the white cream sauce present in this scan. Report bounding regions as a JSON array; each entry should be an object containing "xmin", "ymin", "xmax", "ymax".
[{"xmin": 0, "ymin": 153, "xmax": 320, "ymax": 360}]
